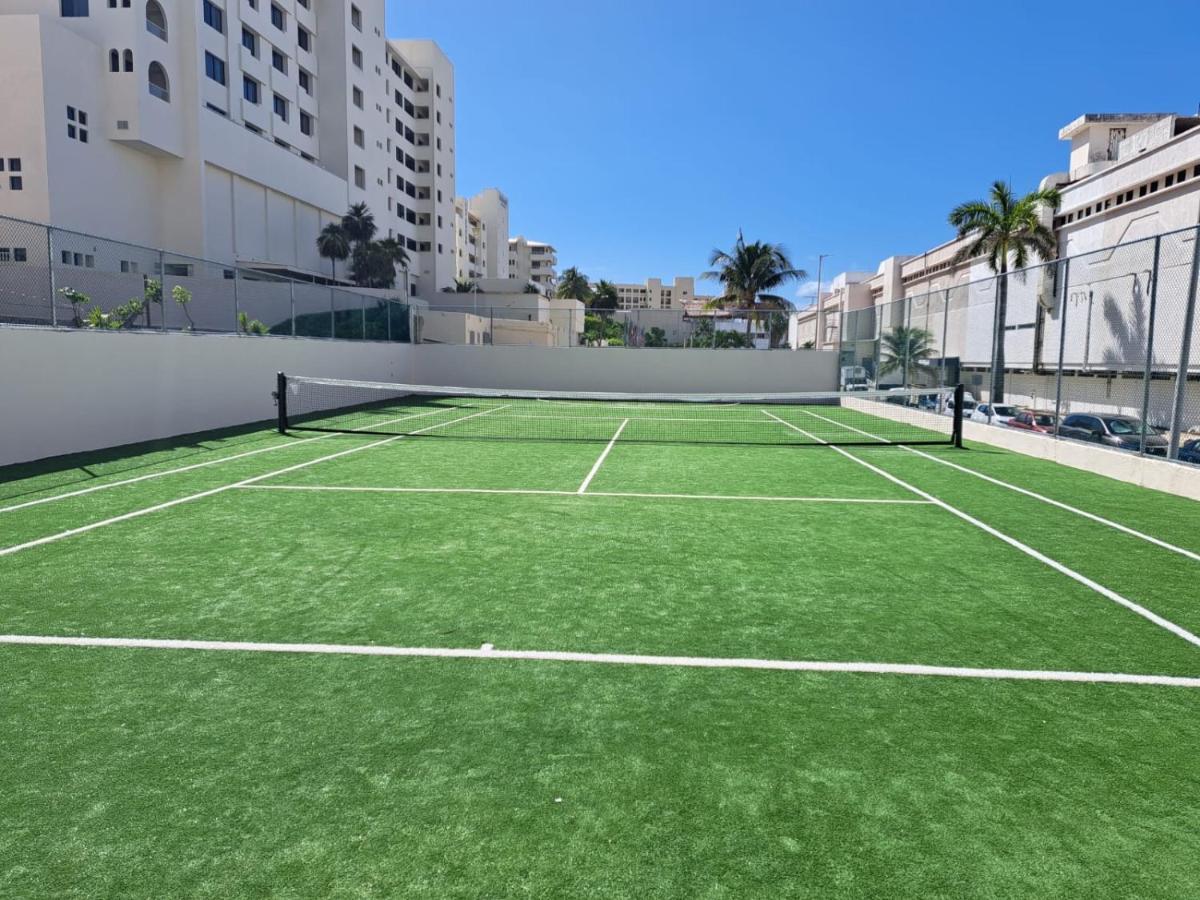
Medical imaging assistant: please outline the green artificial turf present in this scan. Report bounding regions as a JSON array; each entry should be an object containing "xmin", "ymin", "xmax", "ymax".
[{"xmin": 2, "ymin": 408, "xmax": 1200, "ymax": 897}]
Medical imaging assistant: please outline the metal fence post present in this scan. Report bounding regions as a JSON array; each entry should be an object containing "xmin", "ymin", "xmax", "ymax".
[
  {"xmin": 902, "ymin": 295, "xmax": 912, "ymax": 388},
  {"xmin": 329, "ymin": 287, "xmax": 336, "ymax": 338},
  {"xmin": 289, "ymin": 280, "xmax": 296, "ymax": 337},
  {"xmin": 233, "ymin": 266, "xmax": 241, "ymax": 333},
  {"xmin": 1052, "ymin": 258, "xmax": 1070, "ymax": 438},
  {"xmin": 940, "ymin": 288, "xmax": 950, "ymax": 388},
  {"xmin": 1138, "ymin": 236, "xmax": 1162, "ymax": 455},
  {"xmin": 1168, "ymin": 226, "xmax": 1200, "ymax": 459},
  {"xmin": 386, "ymin": 298, "xmax": 393, "ymax": 342},
  {"xmin": 46, "ymin": 226, "xmax": 58, "ymax": 327},
  {"xmin": 360, "ymin": 296, "xmax": 367, "ymax": 340}
]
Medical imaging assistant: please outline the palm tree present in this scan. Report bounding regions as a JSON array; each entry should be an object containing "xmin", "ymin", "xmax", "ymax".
[
  {"xmin": 949, "ymin": 181, "xmax": 1060, "ymax": 402},
  {"xmin": 878, "ymin": 325, "xmax": 937, "ymax": 388},
  {"xmin": 591, "ymin": 280, "xmax": 619, "ymax": 311},
  {"xmin": 452, "ymin": 278, "xmax": 478, "ymax": 293},
  {"xmin": 703, "ymin": 231, "xmax": 806, "ymax": 338},
  {"xmin": 315, "ymin": 223, "xmax": 350, "ymax": 282},
  {"xmin": 555, "ymin": 267, "xmax": 592, "ymax": 302},
  {"xmin": 341, "ymin": 202, "xmax": 377, "ymax": 244}
]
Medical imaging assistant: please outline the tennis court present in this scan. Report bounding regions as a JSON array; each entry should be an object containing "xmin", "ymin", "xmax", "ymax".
[{"xmin": 3, "ymin": 378, "xmax": 1199, "ymax": 898}]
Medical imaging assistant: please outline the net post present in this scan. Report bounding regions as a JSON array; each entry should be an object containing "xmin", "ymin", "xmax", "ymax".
[
  {"xmin": 952, "ymin": 383, "xmax": 965, "ymax": 448},
  {"xmin": 275, "ymin": 371, "xmax": 288, "ymax": 434}
]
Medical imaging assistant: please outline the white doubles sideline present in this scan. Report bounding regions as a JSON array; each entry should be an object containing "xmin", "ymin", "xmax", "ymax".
[
  {"xmin": 1, "ymin": 633, "xmax": 1197, "ymax": 689},
  {"xmin": 798, "ymin": 407, "xmax": 1200, "ymax": 563},
  {"xmin": 0, "ymin": 405, "xmax": 510, "ymax": 558},
  {"xmin": 761, "ymin": 410, "xmax": 1200, "ymax": 650},
  {"xmin": 236, "ymin": 483, "xmax": 933, "ymax": 504},
  {"xmin": 577, "ymin": 418, "xmax": 629, "ymax": 494},
  {"xmin": 0, "ymin": 405, "xmax": 454, "ymax": 516}
]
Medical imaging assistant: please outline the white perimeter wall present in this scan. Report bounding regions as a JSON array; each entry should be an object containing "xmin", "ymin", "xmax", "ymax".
[
  {"xmin": 408, "ymin": 346, "xmax": 840, "ymax": 394},
  {"xmin": 0, "ymin": 328, "xmax": 415, "ymax": 467}
]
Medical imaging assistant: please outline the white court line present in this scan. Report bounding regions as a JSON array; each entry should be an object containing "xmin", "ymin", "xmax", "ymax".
[
  {"xmin": 236, "ymin": 483, "xmax": 934, "ymax": 505},
  {"xmin": 577, "ymin": 418, "xmax": 629, "ymax": 494},
  {"xmin": 2, "ymin": 633, "xmax": 1197, "ymax": 688},
  {"xmin": 761, "ymin": 410, "xmax": 1200, "ymax": 651},
  {"xmin": 0, "ymin": 406, "xmax": 452, "ymax": 516},
  {"xmin": 0, "ymin": 405, "xmax": 510, "ymax": 559},
  {"xmin": 798, "ymin": 407, "xmax": 1200, "ymax": 563}
]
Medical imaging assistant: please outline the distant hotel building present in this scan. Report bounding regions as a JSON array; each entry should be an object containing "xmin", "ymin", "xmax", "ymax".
[
  {"xmin": 0, "ymin": 0, "xmax": 458, "ymax": 295},
  {"xmin": 613, "ymin": 277, "xmax": 696, "ymax": 310}
]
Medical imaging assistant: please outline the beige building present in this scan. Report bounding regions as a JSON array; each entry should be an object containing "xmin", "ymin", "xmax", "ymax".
[
  {"xmin": 612, "ymin": 277, "xmax": 696, "ymax": 310},
  {"xmin": 0, "ymin": 0, "xmax": 458, "ymax": 295},
  {"xmin": 508, "ymin": 236, "xmax": 556, "ymax": 291}
]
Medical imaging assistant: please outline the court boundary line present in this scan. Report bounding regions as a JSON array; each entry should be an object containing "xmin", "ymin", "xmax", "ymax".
[
  {"xmin": 0, "ymin": 405, "xmax": 510, "ymax": 558},
  {"xmin": 2, "ymin": 633, "xmax": 1197, "ymax": 688},
  {"xmin": 577, "ymin": 418, "xmax": 629, "ymax": 493},
  {"xmin": 797, "ymin": 408, "xmax": 1200, "ymax": 564},
  {"xmin": 0, "ymin": 406, "xmax": 453, "ymax": 516},
  {"xmin": 235, "ymin": 484, "xmax": 934, "ymax": 504},
  {"xmin": 760, "ymin": 410, "xmax": 1200, "ymax": 651}
]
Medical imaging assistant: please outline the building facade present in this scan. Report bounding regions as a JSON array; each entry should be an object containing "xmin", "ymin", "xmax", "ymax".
[
  {"xmin": 0, "ymin": 0, "xmax": 458, "ymax": 295},
  {"xmin": 508, "ymin": 235, "xmax": 556, "ymax": 291},
  {"xmin": 612, "ymin": 277, "xmax": 696, "ymax": 310}
]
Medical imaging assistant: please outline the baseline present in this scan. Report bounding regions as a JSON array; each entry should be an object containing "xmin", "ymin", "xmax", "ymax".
[
  {"xmin": 798, "ymin": 407, "xmax": 1200, "ymax": 563},
  {"xmin": 0, "ymin": 405, "xmax": 509, "ymax": 558},
  {"xmin": 760, "ymin": 410, "xmax": 1200, "ymax": 651},
  {"xmin": 2, "ymin": 633, "xmax": 1198, "ymax": 689}
]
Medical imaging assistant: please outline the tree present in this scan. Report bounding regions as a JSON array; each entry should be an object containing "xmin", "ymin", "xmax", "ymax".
[
  {"xmin": 949, "ymin": 181, "xmax": 1060, "ymax": 402},
  {"xmin": 556, "ymin": 266, "xmax": 592, "ymax": 302},
  {"xmin": 703, "ymin": 231, "xmax": 806, "ymax": 338},
  {"xmin": 316, "ymin": 223, "xmax": 351, "ymax": 281},
  {"xmin": 452, "ymin": 278, "xmax": 478, "ymax": 293},
  {"xmin": 341, "ymin": 202, "xmax": 377, "ymax": 244},
  {"xmin": 644, "ymin": 326, "xmax": 668, "ymax": 348},
  {"xmin": 349, "ymin": 240, "xmax": 399, "ymax": 288},
  {"xmin": 590, "ymin": 280, "xmax": 619, "ymax": 311},
  {"xmin": 878, "ymin": 325, "xmax": 937, "ymax": 388},
  {"xmin": 376, "ymin": 237, "xmax": 410, "ymax": 270}
]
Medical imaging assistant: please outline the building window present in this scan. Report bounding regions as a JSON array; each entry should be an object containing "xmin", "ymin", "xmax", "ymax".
[
  {"xmin": 145, "ymin": 0, "xmax": 167, "ymax": 40},
  {"xmin": 270, "ymin": 3, "xmax": 284, "ymax": 30},
  {"xmin": 60, "ymin": 0, "xmax": 89, "ymax": 16},
  {"xmin": 352, "ymin": 86, "xmax": 363, "ymax": 109},
  {"xmin": 242, "ymin": 27, "xmax": 258, "ymax": 56},
  {"xmin": 298, "ymin": 69, "xmax": 311, "ymax": 94},
  {"xmin": 272, "ymin": 48, "xmax": 287, "ymax": 74},
  {"xmin": 67, "ymin": 107, "xmax": 89, "ymax": 143},
  {"xmin": 148, "ymin": 61, "xmax": 170, "ymax": 100},
  {"xmin": 299, "ymin": 110, "xmax": 312, "ymax": 135},
  {"xmin": 124, "ymin": 49, "xmax": 134, "ymax": 72},
  {"xmin": 351, "ymin": 45, "xmax": 362, "ymax": 69},
  {"xmin": 205, "ymin": 102, "xmax": 226, "ymax": 117},
  {"xmin": 296, "ymin": 0, "xmax": 308, "ymax": 7},
  {"xmin": 109, "ymin": 49, "xmax": 120, "ymax": 72},
  {"xmin": 202, "ymin": 0, "xmax": 223, "ymax": 33},
  {"xmin": 353, "ymin": 126, "xmax": 364, "ymax": 147},
  {"xmin": 243, "ymin": 76, "xmax": 260, "ymax": 104},
  {"xmin": 297, "ymin": 25, "xmax": 310, "ymax": 51},
  {"xmin": 204, "ymin": 52, "xmax": 226, "ymax": 85},
  {"xmin": 351, "ymin": 4, "xmax": 362, "ymax": 30},
  {"xmin": 273, "ymin": 94, "xmax": 288, "ymax": 121},
  {"xmin": 354, "ymin": 166, "xmax": 365, "ymax": 188},
  {"xmin": 9, "ymin": 176, "xmax": 24, "ymax": 190}
]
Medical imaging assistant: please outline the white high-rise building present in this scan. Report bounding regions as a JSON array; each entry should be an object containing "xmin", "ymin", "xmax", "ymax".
[
  {"xmin": 0, "ymin": 0, "xmax": 457, "ymax": 295},
  {"xmin": 613, "ymin": 277, "xmax": 695, "ymax": 310},
  {"xmin": 508, "ymin": 235, "xmax": 556, "ymax": 291},
  {"xmin": 452, "ymin": 188, "xmax": 509, "ymax": 282}
]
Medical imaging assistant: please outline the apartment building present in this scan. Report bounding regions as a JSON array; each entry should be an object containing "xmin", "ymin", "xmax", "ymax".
[
  {"xmin": 452, "ymin": 196, "xmax": 486, "ymax": 282},
  {"xmin": 0, "ymin": 0, "xmax": 457, "ymax": 294},
  {"xmin": 612, "ymin": 277, "xmax": 695, "ymax": 310},
  {"xmin": 508, "ymin": 235, "xmax": 556, "ymax": 290}
]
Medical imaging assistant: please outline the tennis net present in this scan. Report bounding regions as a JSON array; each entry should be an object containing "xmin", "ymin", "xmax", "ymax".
[{"xmin": 275, "ymin": 374, "xmax": 964, "ymax": 447}]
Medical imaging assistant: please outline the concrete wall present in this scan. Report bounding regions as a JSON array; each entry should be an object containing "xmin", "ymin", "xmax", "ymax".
[
  {"xmin": 408, "ymin": 345, "xmax": 840, "ymax": 394},
  {"xmin": 0, "ymin": 327, "xmax": 413, "ymax": 467}
]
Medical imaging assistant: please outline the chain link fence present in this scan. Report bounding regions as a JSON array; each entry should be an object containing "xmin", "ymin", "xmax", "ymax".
[
  {"xmin": 838, "ymin": 224, "xmax": 1200, "ymax": 467},
  {"xmin": 0, "ymin": 215, "xmax": 411, "ymax": 342}
]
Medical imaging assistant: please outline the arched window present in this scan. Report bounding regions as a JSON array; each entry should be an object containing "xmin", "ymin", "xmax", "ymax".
[
  {"xmin": 109, "ymin": 49, "xmax": 120, "ymax": 72},
  {"xmin": 123, "ymin": 49, "xmax": 133, "ymax": 72},
  {"xmin": 145, "ymin": 0, "xmax": 166, "ymax": 40},
  {"xmin": 147, "ymin": 62, "xmax": 169, "ymax": 101}
]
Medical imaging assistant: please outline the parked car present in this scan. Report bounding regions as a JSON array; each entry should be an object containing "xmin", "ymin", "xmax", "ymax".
[
  {"xmin": 944, "ymin": 395, "xmax": 977, "ymax": 419},
  {"xmin": 1007, "ymin": 410, "xmax": 1058, "ymax": 433},
  {"xmin": 969, "ymin": 403, "xmax": 1021, "ymax": 425},
  {"xmin": 1178, "ymin": 438, "xmax": 1200, "ymax": 464},
  {"xmin": 1058, "ymin": 414, "xmax": 1169, "ymax": 455}
]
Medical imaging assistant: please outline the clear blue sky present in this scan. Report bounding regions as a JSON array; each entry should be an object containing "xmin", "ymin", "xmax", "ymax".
[{"xmin": 387, "ymin": 0, "xmax": 1199, "ymax": 301}]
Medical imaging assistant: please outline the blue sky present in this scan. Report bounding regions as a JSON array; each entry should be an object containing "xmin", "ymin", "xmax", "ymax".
[{"xmin": 387, "ymin": 0, "xmax": 1199, "ymax": 301}]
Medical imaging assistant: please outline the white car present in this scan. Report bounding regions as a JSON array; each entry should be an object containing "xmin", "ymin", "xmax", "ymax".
[
  {"xmin": 969, "ymin": 403, "xmax": 1021, "ymax": 425},
  {"xmin": 944, "ymin": 396, "xmax": 977, "ymax": 419}
]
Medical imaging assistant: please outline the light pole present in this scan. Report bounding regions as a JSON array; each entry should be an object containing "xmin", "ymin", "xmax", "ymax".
[{"xmin": 813, "ymin": 254, "xmax": 829, "ymax": 349}]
